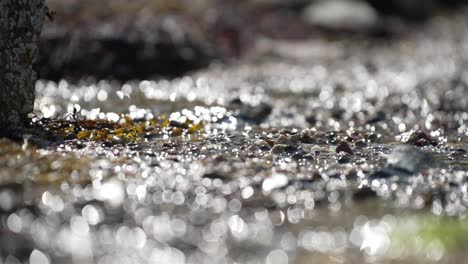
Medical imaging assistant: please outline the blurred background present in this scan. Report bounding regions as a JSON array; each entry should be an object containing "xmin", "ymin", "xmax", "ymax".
[
  {"xmin": 1, "ymin": 1, "xmax": 467, "ymax": 264},
  {"xmin": 40, "ymin": 0, "xmax": 468, "ymax": 81}
]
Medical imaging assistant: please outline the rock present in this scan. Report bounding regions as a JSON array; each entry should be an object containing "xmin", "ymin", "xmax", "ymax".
[
  {"xmin": 355, "ymin": 140, "xmax": 367, "ymax": 148},
  {"xmin": 370, "ymin": 145, "xmax": 440, "ymax": 180},
  {"xmin": 305, "ymin": 114, "xmax": 317, "ymax": 125},
  {"xmin": 275, "ymin": 135, "xmax": 293, "ymax": 145},
  {"xmin": 228, "ymin": 98, "xmax": 272, "ymax": 124},
  {"xmin": 299, "ymin": 129, "xmax": 315, "ymax": 143},
  {"xmin": 365, "ymin": 0, "xmax": 437, "ymax": 21},
  {"xmin": 336, "ymin": 141, "xmax": 354, "ymax": 155},
  {"xmin": 337, "ymin": 153, "xmax": 352, "ymax": 164},
  {"xmin": 396, "ymin": 129, "xmax": 437, "ymax": 146},
  {"xmin": 253, "ymin": 139, "xmax": 271, "ymax": 151},
  {"xmin": 294, "ymin": 152, "xmax": 313, "ymax": 161},
  {"xmin": 270, "ymin": 144, "xmax": 288, "ymax": 154},
  {"xmin": 302, "ymin": 0, "xmax": 379, "ymax": 31},
  {"xmin": 367, "ymin": 133, "xmax": 379, "ymax": 143},
  {"xmin": 387, "ymin": 145, "xmax": 437, "ymax": 174},
  {"xmin": 367, "ymin": 110, "xmax": 387, "ymax": 124},
  {"xmin": 284, "ymin": 145, "xmax": 299, "ymax": 153},
  {"xmin": 169, "ymin": 120, "xmax": 189, "ymax": 129}
]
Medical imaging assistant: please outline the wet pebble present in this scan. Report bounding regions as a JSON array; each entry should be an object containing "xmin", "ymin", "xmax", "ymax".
[
  {"xmin": 336, "ymin": 141, "xmax": 354, "ymax": 155},
  {"xmin": 396, "ymin": 129, "xmax": 437, "ymax": 147},
  {"xmin": 337, "ymin": 153, "xmax": 352, "ymax": 164},
  {"xmin": 355, "ymin": 140, "xmax": 367, "ymax": 148}
]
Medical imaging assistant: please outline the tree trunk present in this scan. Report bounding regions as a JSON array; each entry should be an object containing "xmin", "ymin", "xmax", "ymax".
[{"xmin": 0, "ymin": 0, "xmax": 45, "ymax": 128}]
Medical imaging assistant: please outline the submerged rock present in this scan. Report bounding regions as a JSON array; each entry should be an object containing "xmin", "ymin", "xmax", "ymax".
[
  {"xmin": 383, "ymin": 144, "xmax": 437, "ymax": 175},
  {"xmin": 387, "ymin": 145, "xmax": 437, "ymax": 173},
  {"xmin": 370, "ymin": 145, "xmax": 439, "ymax": 180}
]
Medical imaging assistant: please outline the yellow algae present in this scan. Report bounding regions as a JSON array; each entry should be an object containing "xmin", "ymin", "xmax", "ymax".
[{"xmin": 77, "ymin": 130, "xmax": 90, "ymax": 139}]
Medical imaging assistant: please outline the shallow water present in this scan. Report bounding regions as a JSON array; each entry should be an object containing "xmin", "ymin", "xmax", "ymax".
[{"xmin": 1, "ymin": 11, "xmax": 468, "ymax": 264}]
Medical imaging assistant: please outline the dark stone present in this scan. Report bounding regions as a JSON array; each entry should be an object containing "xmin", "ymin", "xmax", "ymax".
[
  {"xmin": 455, "ymin": 148, "xmax": 467, "ymax": 154},
  {"xmin": 368, "ymin": 110, "xmax": 387, "ymax": 124},
  {"xmin": 325, "ymin": 132, "xmax": 336, "ymax": 140},
  {"xmin": 284, "ymin": 145, "xmax": 299, "ymax": 153},
  {"xmin": 397, "ymin": 129, "xmax": 437, "ymax": 147},
  {"xmin": 169, "ymin": 120, "xmax": 189, "ymax": 129},
  {"xmin": 337, "ymin": 153, "xmax": 352, "ymax": 164},
  {"xmin": 331, "ymin": 107, "xmax": 345, "ymax": 120},
  {"xmin": 203, "ymin": 171, "xmax": 231, "ymax": 180},
  {"xmin": 228, "ymin": 98, "xmax": 272, "ymax": 124},
  {"xmin": 64, "ymin": 133, "xmax": 77, "ymax": 141},
  {"xmin": 353, "ymin": 186, "xmax": 377, "ymax": 200},
  {"xmin": 365, "ymin": 0, "xmax": 437, "ymax": 21},
  {"xmin": 299, "ymin": 129, "xmax": 315, "ymax": 143},
  {"xmin": 292, "ymin": 151, "xmax": 310, "ymax": 160},
  {"xmin": 355, "ymin": 140, "xmax": 367, "ymax": 148},
  {"xmin": 367, "ymin": 133, "xmax": 378, "ymax": 142},
  {"xmin": 336, "ymin": 141, "xmax": 354, "ymax": 155},
  {"xmin": 305, "ymin": 114, "xmax": 317, "ymax": 125},
  {"xmin": 327, "ymin": 171, "xmax": 342, "ymax": 179}
]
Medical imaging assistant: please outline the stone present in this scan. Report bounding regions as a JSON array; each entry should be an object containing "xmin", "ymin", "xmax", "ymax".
[
  {"xmin": 396, "ymin": 129, "xmax": 437, "ymax": 147},
  {"xmin": 275, "ymin": 135, "xmax": 292, "ymax": 145},
  {"xmin": 370, "ymin": 145, "xmax": 440, "ymax": 180},
  {"xmin": 336, "ymin": 141, "xmax": 354, "ymax": 155},
  {"xmin": 387, "ymin": 144, "xmax": 436, "ymax": 174},
  {"xmin": 228, "ymin": 98, "xmax": 272, "ymax": 124},
  {"xmin": 365, "ymin": 0, "xmax": 437, "ymax": 21}
]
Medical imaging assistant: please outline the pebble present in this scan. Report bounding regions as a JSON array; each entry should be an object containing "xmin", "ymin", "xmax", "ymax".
[
  {"xmin": 275, "ymin": 135, "xmax": 293, "ymax": 145},
  {"xmin": 336, "ymin": 141, "xmax": 354, "ymax": 155},
  {"xmin": 337, "ymin": 153, "xmax": 352, "ymax": 164}
]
